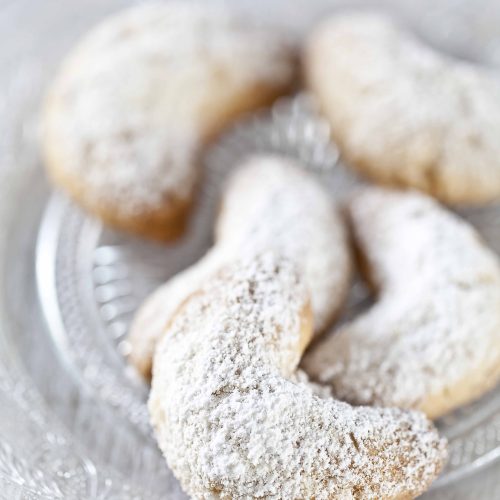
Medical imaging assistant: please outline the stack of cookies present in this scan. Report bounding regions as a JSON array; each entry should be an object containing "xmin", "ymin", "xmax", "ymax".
[{"xmin": 42, "ymin": 4, "xmax": 500, "ymax": 499}]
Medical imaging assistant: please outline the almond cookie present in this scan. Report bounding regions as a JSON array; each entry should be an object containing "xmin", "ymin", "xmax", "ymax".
[
  {"xmin": 305, "ymin": 12, "xmax": 500, "ymax": 204},
  {"xmin": 149, "ymin": 251, "xmax": 447, "ymax": 499},
  {"xmin": 127, "ymin": 156, "xmax": 351, "ymax": 378},
  {"xmin": 42, "ymin": 3, "xmax": 296, "ymax": 240},
  {"xmin": 303, "ymin": 187, "xmax": 500, "ymax": 419}
]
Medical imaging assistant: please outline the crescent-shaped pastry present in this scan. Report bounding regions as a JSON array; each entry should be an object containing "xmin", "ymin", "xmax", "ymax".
[
  {"xmin": 127, "ymin": 156, "xmax": 351, "ymax": 378},
  {"xmin": 149, "ymin": 251, "xmax": 447, "ymax": 499},
  {"xmin": 303, "ymin": 187, "xmax": 500, "ymax": 419},
  {"xmin": 305, "ymin": 12, "xmax": 500, "ymax": 204},
  {"xmin": 43, "ymin": 3, "xmax": 296, "ymax": 239}
]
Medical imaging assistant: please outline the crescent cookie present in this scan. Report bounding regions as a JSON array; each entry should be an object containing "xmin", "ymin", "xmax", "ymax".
[
  {"xmin": 303, "ymin": 187, "xmax": 500, "ymax": 419},
  {"xmin": 149, "ymin": 252, "xmax": 447, "ymax": 499},
  {"xmin": 305, "ymin": 12, "xmax": 500, "ymax": 204},
  {"xmin": 127, "ymin": 156, "xmax": 351, "ymax": 378},
  {"xmin": 42, "ymin": 3, "xmax": 296, "ymax": 240}
]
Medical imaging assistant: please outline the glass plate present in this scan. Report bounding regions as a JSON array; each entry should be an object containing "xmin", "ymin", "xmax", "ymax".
[{"xmin": 3, "ymin": 1, "xmax": 500, "ymax": 498}]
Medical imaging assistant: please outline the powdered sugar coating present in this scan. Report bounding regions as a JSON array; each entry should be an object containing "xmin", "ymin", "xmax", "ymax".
[
  {"xmin": 305, "ymin": 12, "xmax": 500, "ymax": 204},
  {"xmin": 127, "ymin": 247, "xmax": 225, "ymax": 377},
  {"xmin": 149, "ymin": 252, "xmax": 446, "ymax": 499},
  {"xmin": 127, "ymin": 156, "xmax": 351, "ymax": 377},
  {"xmin": 303, "ymin": 187, "xmax": 500, "ymax": 419},
  {"xmin": 216, "ymin": 156, "xmax": 351, "ymax": 332},
  {"xmin": 43, "ymin": 3, "xmax": 295, "ymax": 225}
]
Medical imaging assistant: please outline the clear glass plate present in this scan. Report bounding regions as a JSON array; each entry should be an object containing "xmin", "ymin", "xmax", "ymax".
[{"xmin": 3, "ymin": 1, "xmax": 500, "ymax": 498}]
